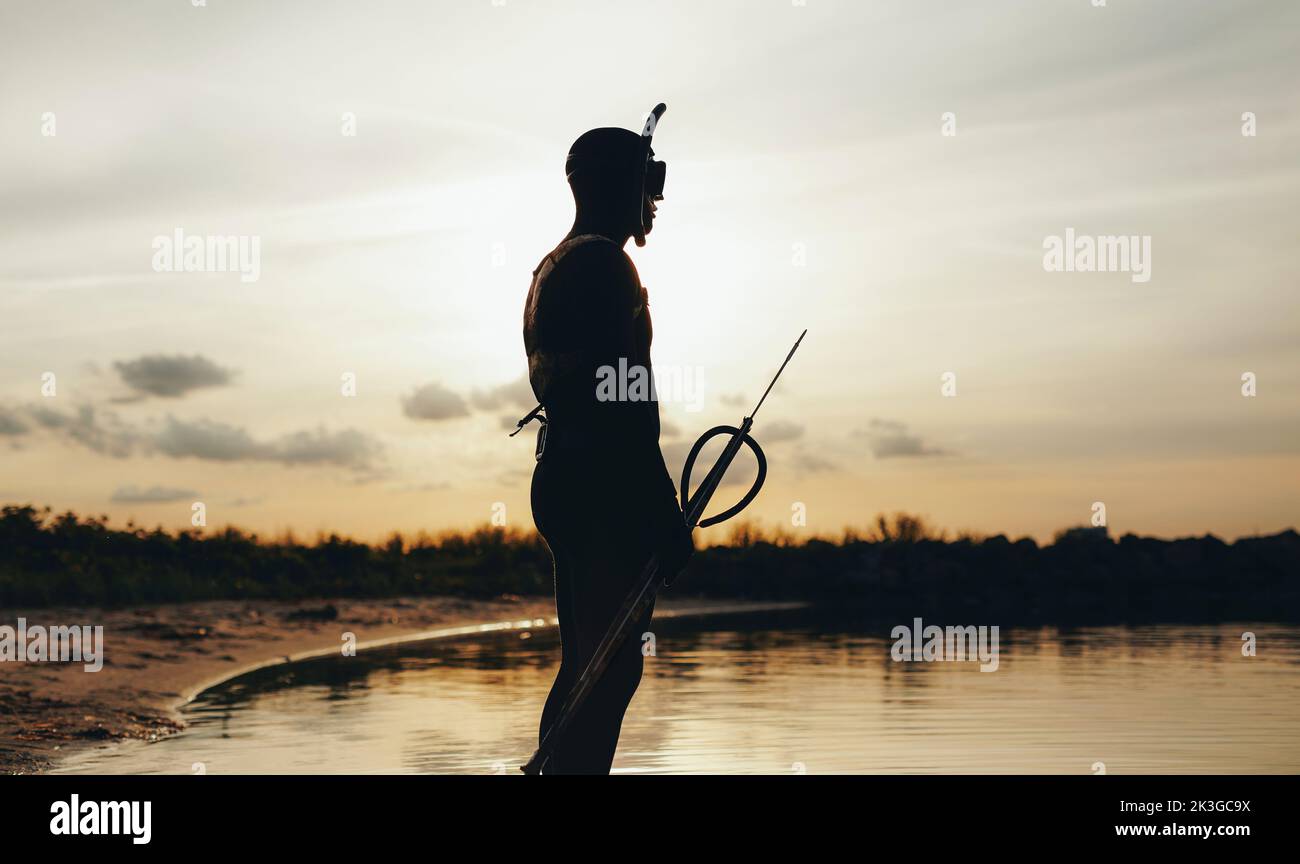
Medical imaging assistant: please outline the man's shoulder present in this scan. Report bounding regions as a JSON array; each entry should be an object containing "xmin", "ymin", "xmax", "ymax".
[
  {"xmin": 554, "ymin": 234, "xmax": 633, "ymax": 274},
  {"xmin": 542, "ymin": 235, "xmax": 640, "ymax": 299}
]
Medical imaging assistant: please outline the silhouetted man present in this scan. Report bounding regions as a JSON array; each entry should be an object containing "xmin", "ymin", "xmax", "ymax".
[{"xmin": 522, "ymin": 105, "xmax": 692, "ymax": 774}]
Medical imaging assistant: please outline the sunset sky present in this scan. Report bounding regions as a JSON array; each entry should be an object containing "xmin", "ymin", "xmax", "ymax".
[{"xmin": 1, "ymin": 0, "xmax": 1297, "ymax": 544}]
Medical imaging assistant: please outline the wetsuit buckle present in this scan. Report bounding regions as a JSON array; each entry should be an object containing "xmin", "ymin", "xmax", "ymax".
[
  {"xmin": 534, "ymin": 423, "xmax": 548, "ymax": 462},
  {"xmin": 508, "ymin": 403, "xmax": 549, "ymax": 461}
]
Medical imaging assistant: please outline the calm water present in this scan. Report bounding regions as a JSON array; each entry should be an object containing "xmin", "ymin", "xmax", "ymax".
[{"xmin": 54, "ymin": 615, "xmax": 1300, "ymax": 774}]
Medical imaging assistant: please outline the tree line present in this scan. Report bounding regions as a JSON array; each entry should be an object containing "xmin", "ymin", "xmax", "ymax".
[{"xmin": 2, "ymin": 505, "xmax": 1296, "ymax": 623}]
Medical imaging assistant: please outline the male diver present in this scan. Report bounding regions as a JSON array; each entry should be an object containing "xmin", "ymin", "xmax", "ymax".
[{"xmin": 521, "ymin": 104, "xmax": 693, "ymax": 774}]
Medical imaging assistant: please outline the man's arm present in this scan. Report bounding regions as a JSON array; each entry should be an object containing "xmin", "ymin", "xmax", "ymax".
[{"xmin": 568, "ymin": 241, "xmax": 693, "ymax": 574}]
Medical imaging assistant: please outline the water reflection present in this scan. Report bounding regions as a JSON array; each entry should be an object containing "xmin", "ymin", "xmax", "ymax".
[{"xmin": 54, "ymin": 615, "xmax": 1300, "ymax": 775}]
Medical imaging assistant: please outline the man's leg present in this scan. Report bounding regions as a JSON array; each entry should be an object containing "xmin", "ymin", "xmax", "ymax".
[{"xmin": 544, "ymin": 536, "xmax": 655, "ymax": 775}]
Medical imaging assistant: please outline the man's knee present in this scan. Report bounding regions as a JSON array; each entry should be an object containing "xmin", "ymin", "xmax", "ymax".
[{"xmin": 601, "ymin": 637, "xmax": 646, "ymax": 703}]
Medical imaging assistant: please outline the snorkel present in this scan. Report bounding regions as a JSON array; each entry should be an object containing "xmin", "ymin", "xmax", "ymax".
[{"xmin": 633, "ymin": 103, "xmax": 668, "ymax": 248}]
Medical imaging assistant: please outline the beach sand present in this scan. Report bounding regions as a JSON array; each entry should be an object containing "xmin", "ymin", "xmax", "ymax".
[{"xmin": 1, "ymin": 595, "xmax": 798, "ymax": 774}]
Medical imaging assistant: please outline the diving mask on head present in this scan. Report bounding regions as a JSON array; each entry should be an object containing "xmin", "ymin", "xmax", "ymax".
[
  {"xmin": 564, "ymin": 103, "xmax": 668, "ymax": 246},
  {"xmin": 634, "ymin": 103, "xmax": 668, "ymax": 247}
]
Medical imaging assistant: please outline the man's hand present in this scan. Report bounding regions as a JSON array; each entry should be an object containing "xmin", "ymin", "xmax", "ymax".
[{"xmin": 656, "ymin": 506, "xmax": 694, "ymax": 586}]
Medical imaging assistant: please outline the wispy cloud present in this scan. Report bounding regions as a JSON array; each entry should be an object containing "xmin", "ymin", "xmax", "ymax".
[
  {"xmin": 469, "ymin": 375, "xmax": 535, "ymax": 412},
  {"xmin": 111, "ymin": 484, "xmax": 198, "ymax": 503},
  {"xmin": 859, "ymin": 419, "xmax": 948, "ymax": 460},
  {"xmin": 763, "ymin": 420, "xmax": 805, "ymax": 444},
  {"xmin": 2, "ymin": 403, "xmax": 383, "ymax": 472},
  {"xmin": 155, "ymin": 417, "xmax": 382, "ymax": 470},
  {"xmin": 23, "ymin": 403, "xmax": 139, "ymax": 458},
  {"xmin": 0, "ymin": 406, "xmax": 28, "ymax": 436},
  {"xmin": 793, "ymin": 449, "xmax": 836, "ymax": 473},
  {"xmin": 407, "ymin": 375, "xmax": 537, "ymax": 424}
]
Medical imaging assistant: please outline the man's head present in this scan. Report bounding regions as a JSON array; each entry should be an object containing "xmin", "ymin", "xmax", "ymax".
[{"xmin": 565, "ymin": 105, "xmax": 667, "ymax": 247}]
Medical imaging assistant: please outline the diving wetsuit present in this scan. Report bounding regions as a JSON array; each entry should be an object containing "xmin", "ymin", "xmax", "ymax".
[{"xmin": 524, "ymin": 232, "xmax": 689, "ymax": 774}]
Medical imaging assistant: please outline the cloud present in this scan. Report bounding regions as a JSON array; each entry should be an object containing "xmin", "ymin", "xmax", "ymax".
[
  {"xmin": 407, "ymin": 375, "xmax": 538, "ymax": 424},
  {"xmin": 113, "ymin": 354, "xmax": 235, "ymax": 398},
  {"xmin": 153, "ymin": 417, "xmax": 261, "ymax": 461},
  {"xmin": 0, "ymin": 406, "xmax": 28, "ymax": 436},
  {"xmin": 273, "ymin": 427, "xmax": 383, "ymax": 469},
  {"xmin": 154, "ymin": 417, "xmax": 382, "ymax": 469},
  {"xmin": 763, "ymin": 420, "xmax": 805, "ymax": 443},
  {"xmin": 793, "ymin": 449, "xmax": 836, "ymax": 473},
  {"xmin": 3, "ymin": 401, "xmax": 383, "ymax": 471},
  {"xmin": 469, "ymin": 376, "xmax": 536, "ymax": 412},
  {"xmin": 402, "ymin": 382, "xmax": 470, "ymax": 421},
  {"xmin": 111, "ymin": 485, "xmax": 199, "ymax": 503},
  {"xmin": 24, "ymin": 404, "xmax": 71, "ymax": 429},
  {"xmin": 23, "ymin": 403, "xmax": 139, "ymax": 458},
  {"xmin": 859, "ymin": 418, "xmax": 947, "ymax": 459},
  {"xmin": 403, "ymin": 374, "xmax": 535, "ymax": 420}
]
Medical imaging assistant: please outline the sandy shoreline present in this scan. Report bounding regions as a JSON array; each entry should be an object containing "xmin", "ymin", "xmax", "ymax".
[{"xmin": 2, "ymin": 595, "xmax": 804, "ymax": 774}]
